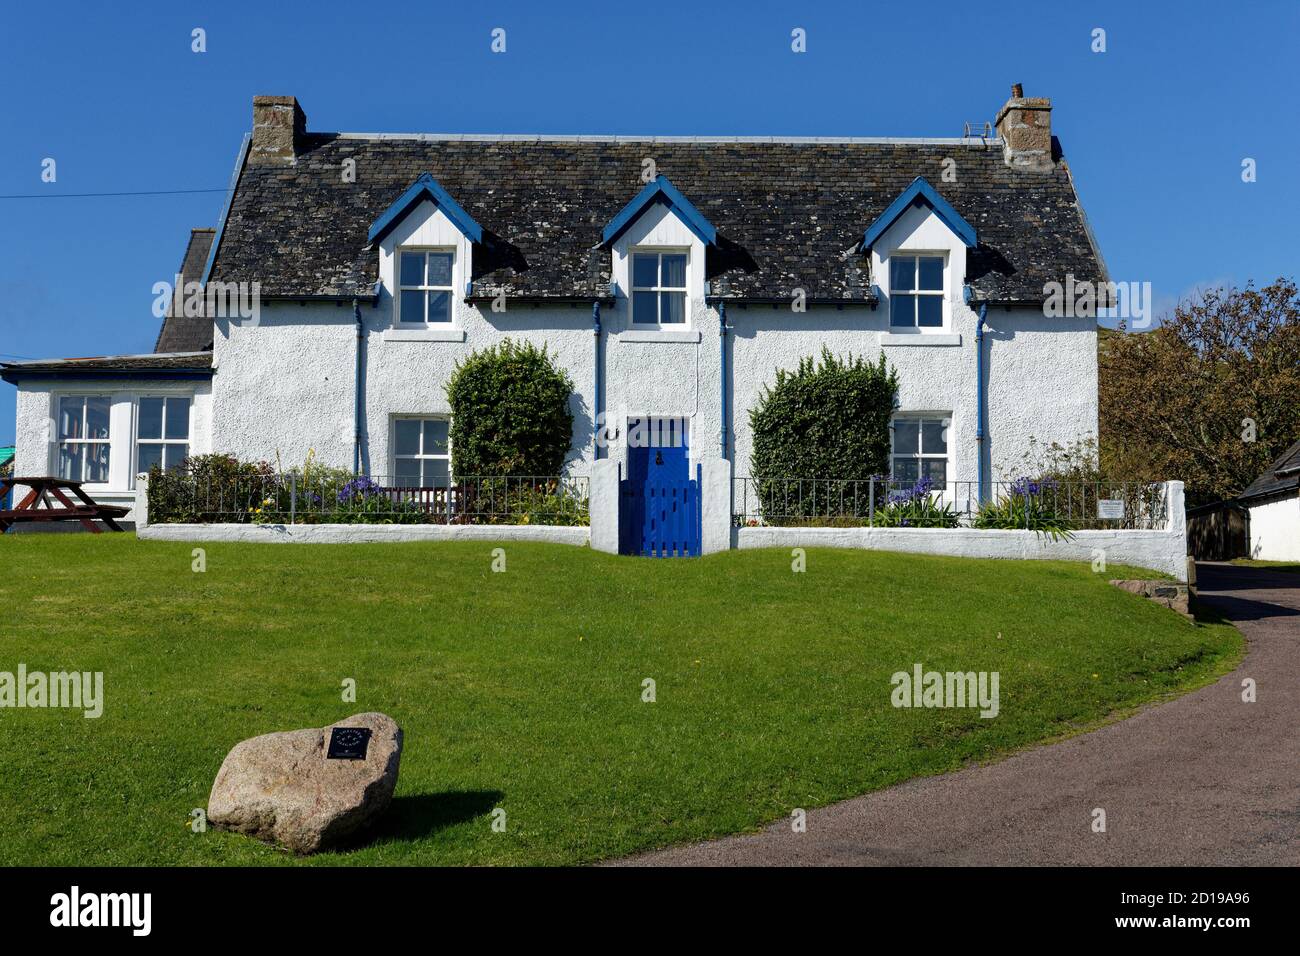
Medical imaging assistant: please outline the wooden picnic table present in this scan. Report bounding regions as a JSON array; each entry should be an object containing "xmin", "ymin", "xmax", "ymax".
[{"xmin": 0, "ymin": 476, "xmax": 130, "ymax": 533}]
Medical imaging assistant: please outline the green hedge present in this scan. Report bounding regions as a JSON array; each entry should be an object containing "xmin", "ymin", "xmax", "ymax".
[
  {"xmin": 749, "ymin": 348, "xmax": 897, "ymax": 517},
  {"xmin": 445, "ymin": 339, "xmax": 575, "ymax": 477}
]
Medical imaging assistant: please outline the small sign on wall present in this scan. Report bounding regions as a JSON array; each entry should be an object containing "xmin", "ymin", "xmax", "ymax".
[{"xmin": 1097, "ymin": 499, "xmax": 1125, "ymax": 520}]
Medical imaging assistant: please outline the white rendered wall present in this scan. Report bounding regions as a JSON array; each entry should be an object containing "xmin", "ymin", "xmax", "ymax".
[
  {"xmin": 1247, "ymin": 494, "xmax": 1300, "ymax": 561},
  {"xmin": 728, "ymin": 302, "xmax": 1097, "ymax": 482},
  {"xmin": 212, "ymin": 297, "xmax": 595, "ymax": 476},
  {"xmin": 212, "ymin": 305, "xmax": 357, "ymax": 469}
]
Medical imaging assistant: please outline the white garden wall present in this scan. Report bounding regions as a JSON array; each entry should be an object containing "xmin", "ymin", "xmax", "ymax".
[
  {"xmin": 734, "ymin": 481, "xmax": 1188, "ymax": 579},
  {"xmin": 734, "ymin": 525, "xmax": 1185, "ymax": 578},
  {"xmin": 133, "ymin": 467, "xmax": 1183, "ymax": 578},
  {"xmin": 137, "ymin": 522, "xmax": 587, "ymax": 545}
]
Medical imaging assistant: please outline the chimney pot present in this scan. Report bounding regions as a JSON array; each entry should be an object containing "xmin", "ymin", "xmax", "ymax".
[
  {"xmin": 250, "ymin": 95, "xmax": 306, "ymax": 166},
  {"xmin": 995, "ymin": 86, "xmax": 1053, "ymax": 172}
]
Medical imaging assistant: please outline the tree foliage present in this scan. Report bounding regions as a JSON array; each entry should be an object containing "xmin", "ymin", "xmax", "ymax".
[
  {"xmin": 1099, "ymin": 278, "xmax": 1300, "ymax": 505},
  {"xmin": 445, "ymin": 339, "xmax": 575, "ymax": 477}
]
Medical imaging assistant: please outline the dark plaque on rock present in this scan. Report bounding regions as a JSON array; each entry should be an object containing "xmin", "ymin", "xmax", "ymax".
[{"xmin": 327, "ymin": 727, "xmax": 372, "ymax": 760}]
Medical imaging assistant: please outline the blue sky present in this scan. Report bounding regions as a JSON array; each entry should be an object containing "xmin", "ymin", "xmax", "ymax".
[{"xmin": 2, "ymin": 0, "xmax": 1297, "ymax": 443}]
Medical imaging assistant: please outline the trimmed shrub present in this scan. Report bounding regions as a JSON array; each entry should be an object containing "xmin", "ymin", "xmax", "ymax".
[
  {"xmin": 749, "ymin": 348, "xmax": 898, "ymax": 518},
  {"xmin": 445, "ymin": 339, "xmax": 575, "ymax": 477}
]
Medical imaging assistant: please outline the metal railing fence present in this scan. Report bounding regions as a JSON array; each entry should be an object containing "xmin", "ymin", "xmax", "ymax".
[
  {"xmin": 733, "ymin": 477, "xmax": 1169, "ymax": 531},
  {"xmin": 147, "ymin": 472, "xmax": 589, "ymax": 526}
]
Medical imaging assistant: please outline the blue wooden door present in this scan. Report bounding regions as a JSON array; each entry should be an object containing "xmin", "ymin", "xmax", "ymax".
[{"xmin": 619, "ymin": 418, "xmax": 701, "ymax": 557}]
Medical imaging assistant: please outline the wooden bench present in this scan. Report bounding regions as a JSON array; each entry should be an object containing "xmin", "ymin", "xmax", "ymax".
[{"xmin": 0, "ymin": 477, "xmax": 130, "ymax": 533}]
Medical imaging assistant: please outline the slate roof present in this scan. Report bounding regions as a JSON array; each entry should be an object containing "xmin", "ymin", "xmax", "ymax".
[
  {"xmin": 1239, "ymin": 438, "xmax": 1300, "ymax": 503},
  {"xmin": 208, "ymin": 132, "xmax": 1107, "ymax": 304},
  {"xmin": 0, "ymin": 352, "xmax": 213, "ymax": 383},
  {"xmin": 154, "ymin": 228, "xmax": 216, "ymax": 352}
]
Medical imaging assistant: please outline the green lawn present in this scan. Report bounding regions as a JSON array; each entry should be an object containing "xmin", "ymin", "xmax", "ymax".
[{"xmin": 0, "ymin": 535, "xmax": 1241, "ymax": 866}]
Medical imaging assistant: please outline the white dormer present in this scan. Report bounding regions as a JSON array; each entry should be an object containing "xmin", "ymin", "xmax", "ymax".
[
  {"xmin": 860, "ymin": 177, "xmax": 977, "ymax": 345},
  {"xmin": 872, "ymin": 203, "xmax": 963, "ymax": 333},
  {"xmin": 368, "ymin": 173, "xmax": 482, "ymax": 342},
  {"xmin": 611, "ymin": 202, "xmax": 704, "ymax": 328},
  {"xmin": 378, "ymin": 200, "xmax": 471, "ymax": 328},
  {"xmin": 601, "ymin": 176, "xmax": 718, "ymax": 340}
]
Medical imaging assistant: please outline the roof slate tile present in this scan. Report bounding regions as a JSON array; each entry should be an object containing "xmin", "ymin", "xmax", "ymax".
[{"xmin": 209, "ymin": 133, "xmax": 1106, "ymax": 303}]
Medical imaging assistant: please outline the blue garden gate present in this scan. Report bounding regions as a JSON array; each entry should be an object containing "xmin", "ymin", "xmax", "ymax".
[{"xmin": 618, "ymin": 418, "xmax": 701, "ymax": 557}]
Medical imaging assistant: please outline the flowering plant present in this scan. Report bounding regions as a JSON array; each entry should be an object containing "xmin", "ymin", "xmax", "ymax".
[
  {"xmin": 337, "ymin": 476, "xmax": 382, "ymax": 503},
  {"xmin": 874, "ymin": 477, "xmax": 960, "ymax": 528},
  {"xmin": 974, "ymin": 476, "xmax": 1074, "ymax": 539}
]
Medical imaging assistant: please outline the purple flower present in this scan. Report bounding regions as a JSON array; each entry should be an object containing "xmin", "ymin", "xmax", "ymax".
[
  {"xmin": 1009, "ymin": 477, "xmax": 1042, "ymax": 498},
  {"xmin": 887, "ymin": 476, "xmax": 933, "ymax": 505},
  {"xmin": 338, "ymin": 476, "xmax": 381, "ymax": 503}
]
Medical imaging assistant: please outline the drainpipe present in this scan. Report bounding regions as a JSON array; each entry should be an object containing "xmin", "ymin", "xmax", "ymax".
[
  {"xmin": 353, "ymin": 297, "xmax": 364, "ymax": 475},
  {"xmin": 718, "ymin": 298, "xmax": 729, "ymax": 460},
  {"xmin": 973, "ymin": 296, "xmax": 988, "ymax": 504},
  {"xmin": 591, "ymin": 299, "xmax": 603, "ymax": 462}
]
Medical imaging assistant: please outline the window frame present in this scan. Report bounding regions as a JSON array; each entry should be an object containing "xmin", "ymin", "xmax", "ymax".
[
  {"xmin": 391, "ymin": 416, "xmax": 452, "ymax": 487},
  {"xmin": 135, "ymin": 395, "xmax": 192, "ymax": 476},
  {"xmin": 56, "ymin": 394, "xmax": 112, "ymax": 485},
  {"xmin": 629, "ymin": 249, "xmax": 689, "ymax": 327},
  {"xmin": 888, "ymin": 253, "xmax": 947, "ymax": 331},
  {"xmin": 890, "ymin": 414, "xmax": 951, "ymax": 488},
  {"xmin": 396, "ymin": 248, "xmax": 456, "ymax": 326}
]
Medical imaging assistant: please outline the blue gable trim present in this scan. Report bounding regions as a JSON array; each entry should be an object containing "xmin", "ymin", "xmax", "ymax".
[
  {"xmin": 600, "ymin": 175, "xmax": 718, "ymax": 247},
  {"xmin": 367, "ymin": 173, "xmax": 484, "ymax": 245},
  {"xmin": 860, "ymin": 176, "xmax": 977, "ymax": 252}
]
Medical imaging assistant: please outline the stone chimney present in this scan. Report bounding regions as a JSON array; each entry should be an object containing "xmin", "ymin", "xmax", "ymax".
[
  {"xmin": 994, "ymin": 84, "xmax": 1053, "ymax": 172},
  {"xmin": 249, "ymin": 95, "xmax": 306, "ymax": 166}
]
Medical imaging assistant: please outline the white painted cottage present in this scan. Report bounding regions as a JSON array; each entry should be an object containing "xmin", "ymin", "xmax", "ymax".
[
  {"xmin": 1237, "ymin": 439, "xmax": 1300, "ymax": 561},
  {"xmin": 4, "ymin": 87, "xmax": 1107, "ymax": 522}
]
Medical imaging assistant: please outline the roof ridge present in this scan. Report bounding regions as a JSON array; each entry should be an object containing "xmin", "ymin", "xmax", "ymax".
[{"xmin": 330, "ymin": 132, "xmax": 1003, "ymax": 146}]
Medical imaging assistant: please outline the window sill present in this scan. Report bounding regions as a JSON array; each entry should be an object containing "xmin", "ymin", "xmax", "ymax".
[
  {"xmin": 618, "ymin": 329, "xmax": 701, "ymax": 343},
  {"xmin": 881, "ymin": 332, "xmax": 961, "ymax": 347},
  {"xmin": 79, "ymin": 484, "xmax": 131, "ymax": 497},
  {"xmin": 382, "ymin": 327, "xmax": 466, "ymax": 343}
]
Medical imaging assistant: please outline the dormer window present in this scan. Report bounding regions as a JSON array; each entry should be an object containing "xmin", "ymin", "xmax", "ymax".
[
  {"xmin": 398, "ymin": 250, "xmax": 454, "ymax": 325},
  {"xmin": 889, "ymin": 255, "xmax": 945, "ymax": 328},
  {"xmin": 631, "ymin": 251, "xmax": 688, "ymax": 325}
]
